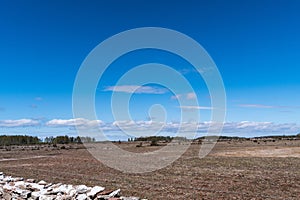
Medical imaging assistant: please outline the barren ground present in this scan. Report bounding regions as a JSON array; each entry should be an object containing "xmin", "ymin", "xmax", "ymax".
[{"xmin": 0, "ymin": 140, "xmax": 299, "ymax": 199}]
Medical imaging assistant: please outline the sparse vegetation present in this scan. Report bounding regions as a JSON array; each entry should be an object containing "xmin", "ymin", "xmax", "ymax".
[
  {"xmin": 0, "ymin": 140, "xmax": 299, "ymax": 199},
  {"xmin": 136, "ymin": 142, "xmax": 143, "ymax": 147},
  {"xmin": 150, "ymin": 140, "xmax": 159, "ymax": 146}
]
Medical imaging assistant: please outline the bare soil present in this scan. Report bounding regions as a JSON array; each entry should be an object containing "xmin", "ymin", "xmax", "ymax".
[{"xmin": 0, "ymin": 140, "xmax": 299, "ymax": 199}]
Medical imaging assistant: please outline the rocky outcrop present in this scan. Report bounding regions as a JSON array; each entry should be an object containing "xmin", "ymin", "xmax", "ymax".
[{"xmin": 0, "ymin": 172, "xmax": 144, "ymax": 200}]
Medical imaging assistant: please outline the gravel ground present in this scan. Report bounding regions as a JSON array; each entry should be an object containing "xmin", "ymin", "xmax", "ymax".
[{"xmin": 0, "ymin": 140, "xmax": 299, "ymax": 199}]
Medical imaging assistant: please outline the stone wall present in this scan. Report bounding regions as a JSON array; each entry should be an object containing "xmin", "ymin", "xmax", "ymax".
[{"xmin": 0, "ymin": 172, "xmax": 144, "ymax": 200}]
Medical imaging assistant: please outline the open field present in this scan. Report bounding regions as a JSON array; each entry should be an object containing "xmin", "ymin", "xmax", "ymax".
[{"xmin": 0, "ymin": 140, "xmax": 299, "ymax": 199}]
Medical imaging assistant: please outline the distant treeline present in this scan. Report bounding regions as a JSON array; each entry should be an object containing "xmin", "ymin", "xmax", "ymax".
[
  {"xmin": 133, "ymin": 136, "xmax": 187, "ymax": 142},
  {"xmin": 0, "ymin": 135, "xmax": 41, "ymax": 146},
  {"xmin": 196, "ymin": 134, "xmax": 300, "ymax": 141},
  {"xmin": 133, "ymin": 134, "xmax": 300, "ymax": 143},
  {"xmin": 196, "ymin": 136, "xmax": 249, "ymax": 141},
  {"xmin": 252, "ymin": 134, "xmax": 300, "ymax": 139},
  {"xmin": 0, "ymin": 135, "xmax": 95, "ymax": 146},
  {"xmin": 44, "ymin": 136, "xmax": 95, "ymax": 144},
  {"xmin": 133, "ymin": 135, "xmax": 245, "ymax": 142}
]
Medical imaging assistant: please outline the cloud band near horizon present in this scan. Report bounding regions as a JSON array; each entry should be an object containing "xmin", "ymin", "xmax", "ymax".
[{"xmin": 0, "ymin": 118, "xmax": 299, "ymax": 136}]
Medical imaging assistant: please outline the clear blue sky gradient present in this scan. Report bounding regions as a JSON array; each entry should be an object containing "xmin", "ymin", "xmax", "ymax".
[{"xmin": 1, "ymin": 0, "xmax": 300, "ymax": 138}]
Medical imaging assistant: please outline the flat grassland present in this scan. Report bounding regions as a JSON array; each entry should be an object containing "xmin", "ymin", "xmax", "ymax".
[{"xmin": 0, "ymin": 140, "xmax": 299, "ymax": 199}]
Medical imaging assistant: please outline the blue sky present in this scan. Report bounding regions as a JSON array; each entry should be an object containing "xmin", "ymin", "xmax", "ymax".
[{"xmin": 0, "ymin": 0, "xmax": 300, "ymax": 139}]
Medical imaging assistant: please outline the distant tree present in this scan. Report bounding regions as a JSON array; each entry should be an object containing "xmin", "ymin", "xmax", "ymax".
[
  {"xmin": 75, "ymin": 136, "xmax": 82, "ymax": 144},
  {"xmin": 49, "ymin": 136, "xmax": 54, "ymax": 143},
  {"xmin": 44, "ymin": 137, "xmax": 50, "ymax": 143},
  {"xmin": 53, "ymin": 135, "xmax": 70, "ymax": 144}
]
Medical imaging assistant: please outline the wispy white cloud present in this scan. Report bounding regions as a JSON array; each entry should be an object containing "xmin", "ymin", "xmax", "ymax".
[
  {"xmin": 109, "ymin": 120, "xmax": 300, "ymax": 134},
  {"xmin": 238, "ymin": 104, "xmax": 300, "ymax": 111},
  {"xmin": 171, "ymin": 92, "xmax": 197, "ymax": 100},
  {"xmin": 46, "ymin": 118, "xmax": 103, "ymax": 128},
  {"xmin": 45, "ymin": 118, "xmax": 300, "ymax": 135},
  {"xmin": 0, "ymin": 119, "xmax": 40, "ymax": 127},
  {"xmin": 186, "ymin": 92, "xmax": 197, "ymax": 100},
  {"xmin": 171, "ymin": 94, "xmax": 182, "ymax": 100},
  {"xmin": 221, "ymin": 121, "xmax": 300, "ymax": 134},
  {"xmin": 2, "ymin": 118, "xmax": 299, "ymax": 136},
  {"xmin": 179, "ymin": 106, "xmax": 213, "ymax": 110},
  {"xmin": 112, "ymin": 120, "xmax": 165, "ymax": 132},
  {"xmin": 238, "ymin": 104, "xmax": 274, "ymax": 108},
  {"xmin": 104, "ymin": 85, "xmax": 168, "ymax": 94},
  {"xmin": 179, "ymin": 68, "xmax": 207, "ymax": 74}
]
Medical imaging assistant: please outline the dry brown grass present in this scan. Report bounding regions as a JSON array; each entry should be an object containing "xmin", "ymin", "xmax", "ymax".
[{"xmin": 0, "ymin": 140, "xmax": 299, "ymax": 199}]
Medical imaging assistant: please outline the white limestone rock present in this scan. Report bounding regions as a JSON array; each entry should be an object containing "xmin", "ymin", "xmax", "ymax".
[
  {"xmin": 67, "ymin": 188, "xmax": 77, "ymax": 197},
  {"xmin": 75, "ymin": 185, "xmax": 88, "ymax": 194},
  {"xmin": 0, "ymin": 173, "xmax": 143, "ymax": 200},
  {"xmin": 18, "ymin": 189, "xmax": 32, "ymax": 198},
  {"xmin": 31, "ymin": 191, "xmax": 43, "ymax": 199},
  {"xmin": 109, "ymin": 189, "xmax": 121, "ymax": 197},
  {"xmin": 26, "ymin": 178, "xmax": 36, "ymax": 183},
  {"xmin": 28, "ymin": 182, "xmax": 45, "ymax": 191},
  {"xmin": 76, "ymin": 193, "xmax": 88, "ymax": 200},
  {"xmin": 3, "ymin": 183, "xmax": 14, "ymax": 191},
  {"xmin": 52, "ymin": 184, "xmax": 69, "ymax": 194},
  {"xmin": 39, "ymin": 194, "xmax": 57, "ymax": 200},
  {"xmin": 38, "ymin": 180, "xmax": 48, "ymax": 185},
  {"xmin": 120, "ymin": 197, "xmax": 140, "ymax": 200},
  {"xmin": 14, "ymin": 180, "xmax": 26, "ymax": 188},
  {"xmin": 87, "ymin": 186, "xmax": 105, "ymax": 198}
]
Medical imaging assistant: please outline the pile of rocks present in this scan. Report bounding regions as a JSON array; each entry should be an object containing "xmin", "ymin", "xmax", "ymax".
[{"xmin": 0, "ymin": 172, "xmax": 143, "ymax": 200}]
